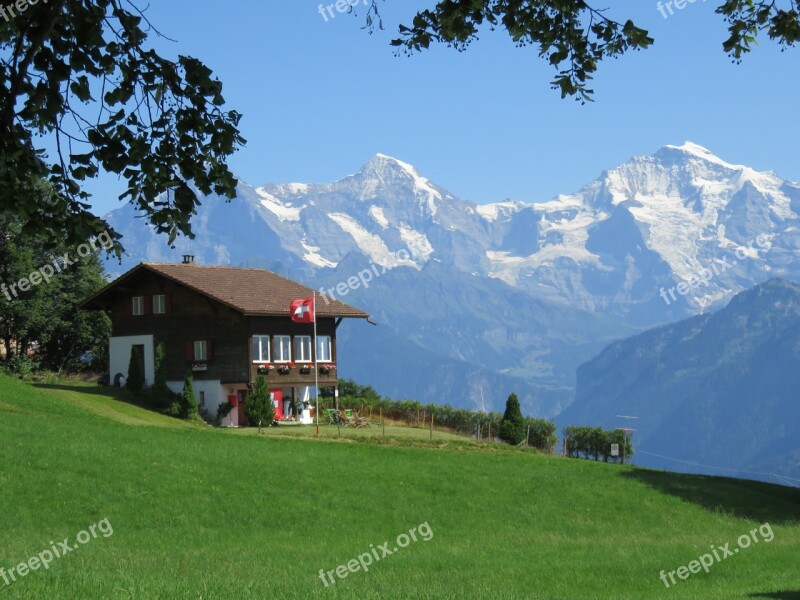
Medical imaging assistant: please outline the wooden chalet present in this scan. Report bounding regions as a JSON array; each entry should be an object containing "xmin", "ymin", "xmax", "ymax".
[{"xmin": 80, "ymin": 257, "xmax": 370, "ymax": 426}]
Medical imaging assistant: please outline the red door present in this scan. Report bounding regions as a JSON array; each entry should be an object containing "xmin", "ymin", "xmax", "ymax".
[{"xmin": 271, "ymin": 389, "xmax": 284, "ymax": 420}]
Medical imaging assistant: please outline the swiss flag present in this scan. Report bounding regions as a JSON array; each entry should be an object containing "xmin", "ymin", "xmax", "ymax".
[{"xmin": 290, "ymin": 296, "xmax": 315, "ymax": 323}]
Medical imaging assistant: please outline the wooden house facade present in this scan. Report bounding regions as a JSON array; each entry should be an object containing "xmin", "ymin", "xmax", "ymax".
[{"xmin": 80, "ymin": 258, "xmax": 370, "ymax": 425}]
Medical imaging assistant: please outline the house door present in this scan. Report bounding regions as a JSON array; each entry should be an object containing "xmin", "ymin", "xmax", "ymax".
[
  {"xmin": 271, "ymin": 389, "xmax": 284, "ymax": 420},
  {"xmin": 237, "ymin": 390, "xmax": 248, "ymax": 426}
]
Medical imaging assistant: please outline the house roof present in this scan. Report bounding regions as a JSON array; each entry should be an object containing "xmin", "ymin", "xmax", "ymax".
[{"xmin": 80, "ymin": 262, "xmax": 370, "ymax": 319}]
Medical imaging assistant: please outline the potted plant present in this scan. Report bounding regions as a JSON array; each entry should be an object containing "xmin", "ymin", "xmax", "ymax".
[
  {"xmin": 299, "ymin": 363, "xmax": 312, "ymax": 374},
  {"xmin": 319, "ymin": 363, "xmax": 336, "ymax": 375},
  {"xmin": 257, "ymin": 364, "xmax": 275, "ymax": 375},
  {"xmin": 277, "ymin": 362, "xmax": 294, "ymax": 375}
]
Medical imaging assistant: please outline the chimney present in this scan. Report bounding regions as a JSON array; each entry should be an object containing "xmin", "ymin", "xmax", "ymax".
[{"xmin": 182, "ymin": 255, "xmax": 195, "ymax": 265}]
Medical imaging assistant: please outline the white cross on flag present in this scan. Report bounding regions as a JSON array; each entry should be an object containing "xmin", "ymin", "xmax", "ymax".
[{"xmin": 290, "ymin": 296, "xmax": 315, "ymax": 323}]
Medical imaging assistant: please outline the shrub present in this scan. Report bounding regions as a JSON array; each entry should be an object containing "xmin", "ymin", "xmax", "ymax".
[
  {"xmin": 165, "ymin": 401, "xmax": 182, "ymax": 418},
  {"xmin": 245, "ymin": 374, "xmax": 274, "ymax": 432},
  {"xmin": 180, "ymin": 373, "xmax": 198, "ymax": 418},
  {"xmin": 216, "ymin": 400, "xmax": 234, "ymax": 425},
  {"xmin": 525, "ymin": 417, "xmax": 558, "ymax": 452},
  {"xmin": 149, "ymin": 342, "xmax": 172, "ymax": 409},
  {"xmin": 499, "ymin": 393, "xmax": 526, "ymax": 445},
  {"xmin": 125, "ymin": 346, "xmax": 144, "ymax": 392},
  {"xmin": 2, "ymin": 354, "xmax": 40, "ymax": 378},
  {"xmin": 562, "ymin": 425, "xmax": 634, "ymax": 463}
]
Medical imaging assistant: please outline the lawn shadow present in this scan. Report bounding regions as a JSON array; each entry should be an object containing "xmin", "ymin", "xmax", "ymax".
[
  {"xmin": 748, "ymin": 592, "xmax": 800, "ymax": 599},
  {"xmin": 622, "ymin": 468, "xmax": 800, "ymax": 526},
  {"xmin": 32, "ymin": 383, "xmax": 152, "ymax": 408}
]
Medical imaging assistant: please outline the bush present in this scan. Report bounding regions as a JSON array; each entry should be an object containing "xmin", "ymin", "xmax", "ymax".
[
  {"xmin": 245, "ymin": 374, "xmax": 274, "ymax": 431},
  {"xmin": 165, "ymin": 401, "xmax": 183, "ymax": 418},
  {"xmin": 524, "ymin": 417, "xmax": 558, "ymax": 453},
  {"xmin": 562, "ymin": 425, "xmax": 634, "ymax": 463},
  {"xmin": 499, "ymin": 393, "xmax": 526, "ymax": 445},
  {"xmin": 216, "ymin": 400, "xmax": 234, "ymax": 425},
  {"xmin": 149, "ymin": 342, "xmax": 172, "ymax": 409},
  {"xmin": 125, "ymin": 347, "xmax": 144, "ymax": 392},
  {"xmin": 180, "ymin": 373, "xmax": 198, "ymax": 418},
  {"xmin": 2, "ymin": 354, "xmax": 40, "ymax": 377}
]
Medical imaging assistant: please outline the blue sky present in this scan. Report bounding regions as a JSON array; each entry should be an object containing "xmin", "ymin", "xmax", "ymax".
[{"xmin": 86, "ymin": 0, "xmax": 800, "ymax": 215}]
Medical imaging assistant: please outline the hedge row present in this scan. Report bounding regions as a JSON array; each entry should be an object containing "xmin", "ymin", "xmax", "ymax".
[
  {"xmin": 562, "ymin": 425, "xmax": 634, "ymax": 463},
  {"xmin": 327, "ymin": 379, "xmax": 557, "ymax": 452}
]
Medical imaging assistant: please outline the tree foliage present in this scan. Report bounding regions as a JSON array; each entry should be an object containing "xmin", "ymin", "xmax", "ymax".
[
  {"xmin": 363, "ymin": 0, "xmax": 800, "ymax": 101},
  {"xmin": 524, "ymin": 417, "xmax": 557, "ymax": 453},
  {"xmin": 181, "ymin": 373, "xmax": 199, "ymax": 418},
  {"xmin": 245, "ymin": 374, "xmax": 274, "ymax": 432},
  {"xmin": 149, "ymin": 341, "xmax": 172, "ymax": 409},
  {"xmin": 333, "ymin": 379, "xmax": 557, "ymax": 450},
  {"xmin": 125, "ymin": 345, "xmax": 144, "ymax": 392},
  {"xmin": 0, "ymin": 212, "xmax": 110, "ymax": 373},
  {"xmin": 563, "ymin": 425, "xmax": 633, "ymax": 463},
  {"xmin": 1, "ymin": 1, "xmax": 795, "ymax": 256},
  {"xmin": 499, "ymin": 392, "xmax": 526, "ymax": 445},
  {"xmin": 0, "ymin": 0, "xmax": 245, "ymax": 251}
]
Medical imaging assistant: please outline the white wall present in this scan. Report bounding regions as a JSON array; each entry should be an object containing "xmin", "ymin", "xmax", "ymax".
[
  {"xmin": 167, "ymin": 379, "xmax": 222, "ymax": 416},
  {"xmin": 109, "ymin": 335, "xmax": 155, "ymax": 386},
  {"xmin": 167, "ymin": 380, "xmax": 249, "ymax": 427},
  {"xmin": 222, "ymin": 384, "xmax": 250, "ymax": 427}
]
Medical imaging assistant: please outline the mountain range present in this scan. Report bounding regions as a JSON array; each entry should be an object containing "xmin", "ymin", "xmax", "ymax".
[
  {"xmin": 557, "ymin": 279, "xmax": 800, "ymax": 486},
  {"xmin": 104, "ymin": 142, "xmax": 800, "ymax": 417}
]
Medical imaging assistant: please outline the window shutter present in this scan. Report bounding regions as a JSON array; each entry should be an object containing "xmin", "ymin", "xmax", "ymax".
[
  {"xmin": 165, "ymin": 294, "xmax": 172, "ymax": 314},
  {"xmin": 143, "ymin": 295, "xmax": 153, "ymax": 316},
  {"xmin": 126, "ymin": 297, "xmax": 133, "ymax": 316},
  {"xmin": 206, "ymin": 340, "xmax": 214, "ymax": 361},
  {"xmin": 185, "ymin": 341, "xmax": 194, "ymax": 362}
]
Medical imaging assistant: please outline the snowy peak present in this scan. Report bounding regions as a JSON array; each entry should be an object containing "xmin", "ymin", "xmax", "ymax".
[
  {"xmin": 361, "ymin": 153, "xmax": 422, "ymax": 180},
  {"xmin": 106, "ymin": 143, "xmax": 800, "ymax": 328},
  {"xmin": 653, "ymin": 141, "xmax": 785, "ymax": 191},
  {"xmin": 660, "ymin": 141, "xmax": 733, "ymax": 167},
  {"xmin": 350, "ymin": 154, "xmax": 446, "ymax": 215}
]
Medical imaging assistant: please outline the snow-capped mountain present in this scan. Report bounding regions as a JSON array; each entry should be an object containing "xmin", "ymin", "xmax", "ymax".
[
  {"xmin": 482, "ymin": 142, "xmax": 800, "ymax": 323},
  {"xmin": 105, "ymin": 143, "xmax": 800, "ymax": 414}
]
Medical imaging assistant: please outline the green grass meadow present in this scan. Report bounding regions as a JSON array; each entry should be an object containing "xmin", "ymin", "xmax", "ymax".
[{"xmin": 0, "ymin": 375, "xmax": 798, "ymax": 599}]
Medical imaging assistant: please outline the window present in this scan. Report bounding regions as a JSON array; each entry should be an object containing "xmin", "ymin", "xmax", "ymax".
[
  {"xmin": 132, "ymin": 296, "xmax": 144, "ymax": 316},
  {"xmin": 252, "ymin": 335, "xmax": 270, "ymax": 362},
  {"xmin": 153, "ymin": 294, "xmax": 166, "ymax": 314},
  {"xmin": 198, "ymin": 391, "xmax": 205, "ymax": 408},
  {"xmin": 185, "ymin": 340, "xmax": 212, "ymax": 363},
  {"xmin": 294, "ymin": 336, "xmax": 312, "ymax": 362},
  {"xmin": 273, "ymin": 335, "xmax": 291, "ymax": 362},
  {"xmin": 316, "ymin": 336, "xmax": 332, "ymax": 362}
]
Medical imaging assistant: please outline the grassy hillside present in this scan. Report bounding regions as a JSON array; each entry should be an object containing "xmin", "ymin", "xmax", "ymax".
[{"xmin": 0, "ymin": 375, "xmax": 798, "ymax": 599}]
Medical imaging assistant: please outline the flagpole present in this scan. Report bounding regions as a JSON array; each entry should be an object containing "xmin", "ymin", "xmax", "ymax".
[{"xmin": 313, "ymin": 291, "xmax": 320, "ymax": 437}]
